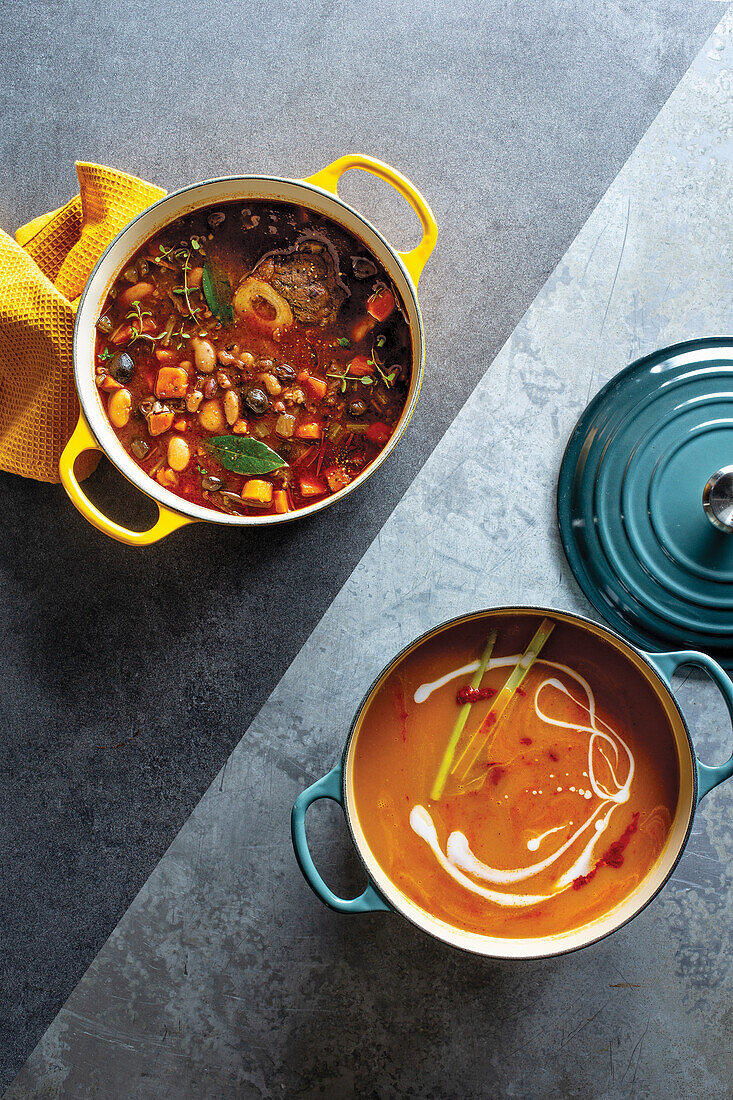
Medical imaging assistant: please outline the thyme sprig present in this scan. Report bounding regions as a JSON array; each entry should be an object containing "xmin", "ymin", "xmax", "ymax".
[
  {"xmin": 326, "ymin": 367, "xmax": 375, "ymax": 393},
  {"xmin": 366, "ymin": 338, "xmax": 396, "ymax": 388},
  {"xmin": 171, "ymin": 247, "xmax": 205, "ymax": 324},
  {"xmin": 155, "ymin": 242, "xmax": 205, "ymax": 325},
  {"xmin": 125, "ymin": 300, "xmax": 163, "ymax": 346}
]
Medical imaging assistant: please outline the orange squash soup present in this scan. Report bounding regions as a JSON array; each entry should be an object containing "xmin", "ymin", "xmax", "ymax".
[{"xmin": 350, "ymin": 614, "xmax": 679, "ymax": 939}]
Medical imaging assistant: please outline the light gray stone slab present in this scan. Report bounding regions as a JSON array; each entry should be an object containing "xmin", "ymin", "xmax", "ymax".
[{"xmin": 7, "ymin": 9, "xmax": 733, "ymax": 1100}]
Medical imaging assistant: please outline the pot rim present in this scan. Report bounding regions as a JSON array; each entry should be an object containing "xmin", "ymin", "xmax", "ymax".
[
  {"xmin": 339, "ymin": 604, "xmax": 698, "ymax": 960},
  {"xmin": 72, "ymin": 172, "xmax": 426, "ymax": 526}
]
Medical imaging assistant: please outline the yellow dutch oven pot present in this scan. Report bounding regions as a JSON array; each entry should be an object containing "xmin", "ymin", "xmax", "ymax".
[{"xmin": 60, "ymin": 155, "xmax": 437, "ymax": 545}]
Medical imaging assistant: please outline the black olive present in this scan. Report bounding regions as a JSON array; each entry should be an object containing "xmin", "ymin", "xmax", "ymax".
[
  {"xmin": 274, "ymin": 363, "xmax": 296, "ymax": 382},
  {"xmin": 208, "ymin": 211, "xmax": 226, "ymax": 229},
  {"xmin": 130, "ymin": 437, "xmax": 150, "ymax": 461},
  {"xmin": 121, "ymin": 265, "xmax": 138, "ymax": 284},
  {"xmin": 96, "ymin": 313, "xmax": 113, "ymax": 334},
  {"xmin": 348, "ymin": 399, "xmax": 367, "ymax": 418},
  {"xmin": 244, "ymin": 387, "xmax": 269, "ymax": 416},
  {"xmin": 202, "ymin": 475, "xmax": 224, "ymax": 492},
  {"xmin": 137, "ymin": 258, "xmax": 149, "ymax": 279},
  {"xmin": 351, "ymin": 255, "xmax": 377, "ymax": 280},
  {"xmin": 109, "ymin": 351, "xmax": 135, "ymax": 384}
]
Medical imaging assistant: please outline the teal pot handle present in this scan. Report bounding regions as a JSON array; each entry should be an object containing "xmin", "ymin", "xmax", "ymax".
[
  {"xmin": 291, "ymin": 763, "xmax": 391, "ymax": 913},
  {"xmin": 646, "ymin": 650, "xmax": 733, "ymax": 802}
]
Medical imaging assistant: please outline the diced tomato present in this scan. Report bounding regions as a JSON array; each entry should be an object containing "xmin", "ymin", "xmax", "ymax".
[
  {"xmin": 347, "ymin": 355, "xmax": 374, "ymax": 377},
  {"xmin": 366, "ymin": 287, "xmax": 395, "ymax": 322},
  {"xmin": 351, "ymin": 315, "xmax": 376, "ymax": 343},
  {"xmin": 156, "ymin": 366, "xmax": 189, "ymax": 399},
  {"xmin": 324, "ymin": 466, "xmax": 351, "ymax": 493},
  {"xmin": 299, "ymin": 473, "xmax": 327, "ymax": 498},
  {"xmin": 304, "ymin": 375, "xmax": 327, "ymax": 401},
  {"xmin": 295, "ymin": 420, "xmax": 322, "ymax": 440},
  {"xmin": 366, "ymin": 421, "xmax": 391, "ymax": 445}
]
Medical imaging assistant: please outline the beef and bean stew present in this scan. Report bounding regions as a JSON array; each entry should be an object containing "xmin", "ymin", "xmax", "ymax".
[{"xmin": 94, "ymin": 201, "xmax": 412, "ymax": 517}]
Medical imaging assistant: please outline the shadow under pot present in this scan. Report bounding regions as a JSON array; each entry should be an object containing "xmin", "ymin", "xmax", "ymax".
[{"xmin": 292, "ymin": 607, "xmax": 733, "ymax": 959}]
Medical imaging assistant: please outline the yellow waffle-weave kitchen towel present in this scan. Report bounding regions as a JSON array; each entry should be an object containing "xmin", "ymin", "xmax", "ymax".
[{"xmin": 0, "ymin": 163, "xmax": 165, "ymax": 482}]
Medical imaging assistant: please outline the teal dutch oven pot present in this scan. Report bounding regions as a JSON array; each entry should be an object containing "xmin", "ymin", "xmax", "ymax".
[{"xmin": 292, "ymin": 607, "xmax": 733, "ymax": 959}]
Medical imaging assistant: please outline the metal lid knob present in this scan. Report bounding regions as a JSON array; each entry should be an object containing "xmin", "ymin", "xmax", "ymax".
[{"xmin": 703, "ymin": 466, "xmax": 733, "ymax": 534}]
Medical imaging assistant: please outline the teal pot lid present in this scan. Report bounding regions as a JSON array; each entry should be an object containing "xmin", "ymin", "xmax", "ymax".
[{"xmin": 558, "ymin": 338, "xmax": 733, "ymax": 669}]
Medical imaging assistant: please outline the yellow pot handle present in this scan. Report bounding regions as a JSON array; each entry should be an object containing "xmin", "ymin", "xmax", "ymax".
[
  {"xmin": 59, "ymin": 414, "xmax": 196, "ymax": 546},
  {"xmin": 303, "ymin": 154, "xmax": 437, "ymax": 287}
]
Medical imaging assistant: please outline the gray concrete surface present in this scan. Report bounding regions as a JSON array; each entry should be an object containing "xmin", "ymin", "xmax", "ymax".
[
  {"xmin": 6, "ymin": 9, "xmax": 732, "ymax": 1098},
  {"xmin": 5, "ymin": 0, "xmax": 727, "ymax": 1087}
]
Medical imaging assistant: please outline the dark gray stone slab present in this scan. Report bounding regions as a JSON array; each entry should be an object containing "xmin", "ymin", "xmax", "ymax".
[{"xmin": 0, "ymin": 0, "xmax": 723, "ymax": 1089}]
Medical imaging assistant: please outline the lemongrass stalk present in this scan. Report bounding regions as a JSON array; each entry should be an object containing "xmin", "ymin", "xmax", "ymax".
[
  {"xmin": 430, "ymin": 630, "xmax": 497, "ymax": 802},
  {"xmin": 451, "ymin": 618, "xmax": 555, "ymax": 784}
]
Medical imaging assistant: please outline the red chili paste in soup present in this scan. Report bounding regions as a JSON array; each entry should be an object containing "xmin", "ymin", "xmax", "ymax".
[{"xmin": 94, "ymin": 201, "xmax": 412, "ymax": 517}]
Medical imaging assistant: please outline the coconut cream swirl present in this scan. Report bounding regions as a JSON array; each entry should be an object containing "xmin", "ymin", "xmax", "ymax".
[{"xmin": 410, "ymin": 659, "xmax": 635, "ymax": 907}]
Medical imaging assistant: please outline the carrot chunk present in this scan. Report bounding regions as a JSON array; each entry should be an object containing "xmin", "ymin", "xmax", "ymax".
[
  {"xmin": 304, "ymin": 375, "xmax": 327, "ymax": 401},
  {"xmin": 367, "ymin": 287, "xmax": 395, "ymax": 322},
  {"xmin": 299, "ymin": 473, "xmax": 327, "ymax": 498},
  {"xmin": 295, "ymin": 420, "xmax": 322, "ymax": 440},
  {"xmin": 155, "ymin": 347, "xmax": 179, "ymax": 364},
  {"xmin": 273, "ymin": 489, "xmax": 290, "ymax": 514},
  {"xmin": 156, "ymin": 366, "xmax": 189, "ymax": 398},
  {"xmin": 148, "ymin": 410, "xmax": 174, "ymax": 436},
  {"xmin": 242, "ymin": 479, "xmax": 273, "ymax": 505}
]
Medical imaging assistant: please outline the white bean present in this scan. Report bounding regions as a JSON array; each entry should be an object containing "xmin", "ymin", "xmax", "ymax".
[
  {"xmin": 190, "ymin": 336, "xmax": 216, "ymax": 373},
  {"xmin": 198, "ymin": 399, "xmax": 226, "ymax": 433},
  {"xmin": 108, "ymin": 388, "xmax": 132, "ymax": 428},
  {"xmin": 261, "ymin": 372, "xmax": 282, "ymax": 396},
  {"xmin": 167, "ymin": 436, "xmax": 191, "ymax": 472},
  {"xmin": 224, "ymin": 389, "xmax": 241, "ymax": 426}
]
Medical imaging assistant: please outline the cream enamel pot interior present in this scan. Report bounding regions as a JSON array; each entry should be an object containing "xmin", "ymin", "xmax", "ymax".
[
  {"xmin": 292, "ymin": 607, "xmax": 733, "ymax": 960},
  {"xmin": 60, "ymin": 155, "xmax": 437, "ymax": 546}
]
